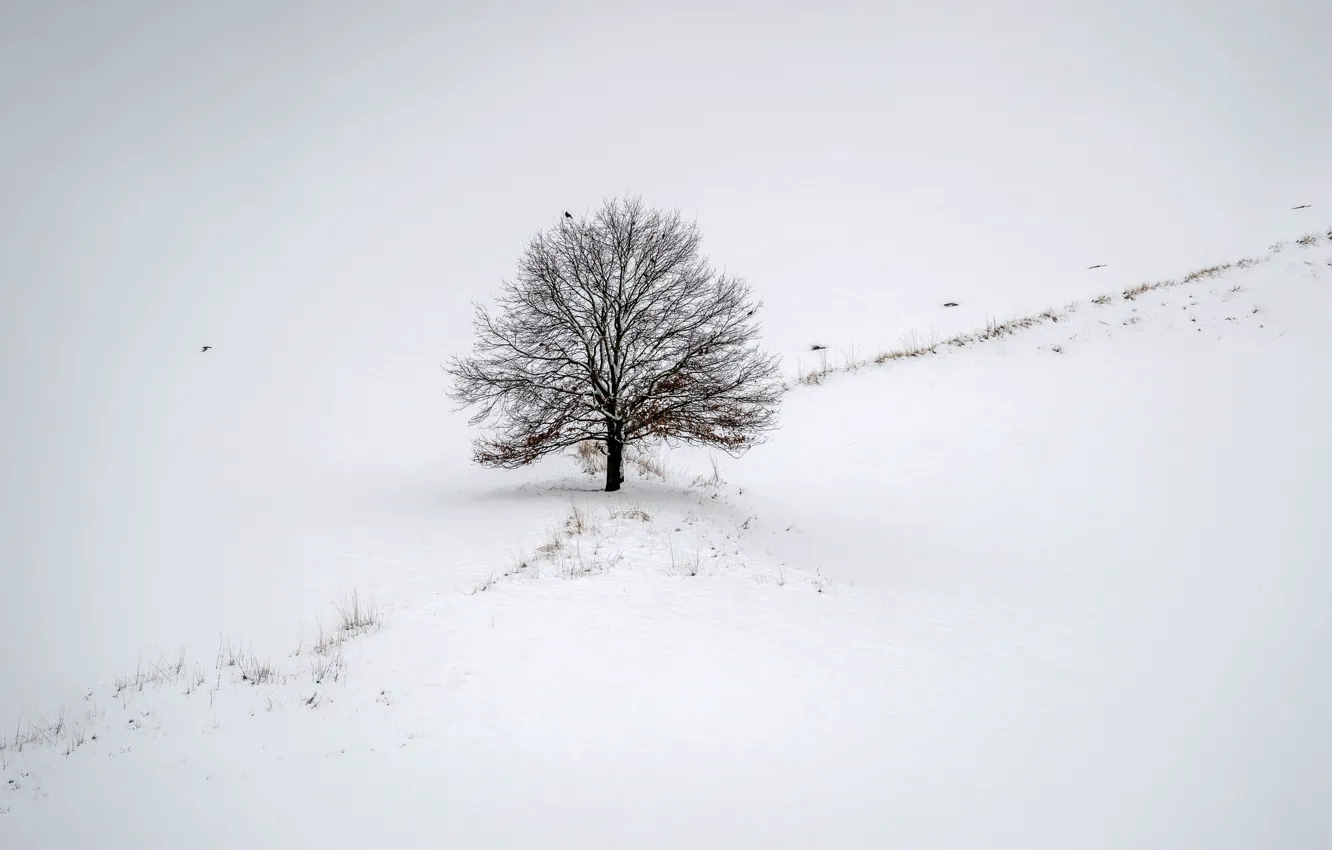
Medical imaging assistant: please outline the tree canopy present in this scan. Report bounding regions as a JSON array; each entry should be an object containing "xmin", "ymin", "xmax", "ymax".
[{"xmin": 447, "ymin": 196, "xmax": 782, "ymax": 491}]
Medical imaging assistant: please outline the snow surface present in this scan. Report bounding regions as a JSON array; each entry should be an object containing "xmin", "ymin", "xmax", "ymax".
[
  {"xmin": 4, "ymin": 3, "xmax": 1332, "ymax": 846},
  {"xmin": 3, "ymin": 237, "xmax": 1330, "ymax": 848}
]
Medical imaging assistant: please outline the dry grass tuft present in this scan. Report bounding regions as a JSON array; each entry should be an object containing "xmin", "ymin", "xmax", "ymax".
[
  {"xmin": 534, "ymin": 527, "xmax": 565, "ymax": 558},
  {"xmin": 666, "ymin": 540, "xmax": 703, "ymax": 577},
  {"xmin": 5, "ymin": 590, "xmax": 388, "ymax": 764},
  {"xmin": 609, "ymin": 506, "xmax": 652, "ymax": 522},
  {"xmin": 335, "ymin": 589, "xmax": 382, "ymax": 637},
  {"xmin": 112, "ymin": 652, "xmax": 188, "ymax": 697},
  {"xmin": 1181, "ymin": 263, "xmax": 1231, "ymax": 283},
  {"xmin": 565, "ymin": 501, "xmax": 597, "ymax": 535},
  {"xmin": 481, "ymin": 498, "xmax": 642, "ymax": 590},
  {"xmin": 573, "ymin": 440, "xmax": 606, "ymax": 475},
  {"xmin": 977, "ymin": 313, "xmax": 1044, "ymax": 340},
  {"xmin": 692, "ymin": 456, "xmax": 725, "ymax": 489},
  {"xmin": 2, "ymin": 712, "xmax": 70, "ymax": 762},
  {"xmin": 548, "ymin": 539, "xmax": 616, "ymax": 579},
  {"xmin": 795, "ymin": 349, "xmax": 832, "ymax": 385},
  {"xmin": 782, "ymin": 226, "xmax": 1316, "ymax": 391},
  {"xmin": 874, "ymin": 331, "xmax": 940, "ymax": 364},
  {"xmin": 505, "ymin": 502, "xmax": 604, "ymax": 582},
  {"xmin": 1122, "ymin": 281, "xmax": 1158, "ymax": 301},
  {"xmin": 466, "ymin": 572, "xmax": 499, "ymax": 595},
  {"xmin": 306, "ymin": 590, "xmax": 383, "ymax": 656},
  {"xmin": 238, "ymin": 656, "xmax": 277, "ymax": 686},
  {"xmin": 572, "ymin": 440, "xmax": 670, "ymax": 481},
  {"xmin": 630, "ymin": 451, "xmax": 670, "ymax": 480},
  {"xmin": 215, "ymin": 640, "xmax": 282, "ymax": 686},
  {"xmin": 309, "ymin": 647, "xmax": 345, "ymax": 683}
]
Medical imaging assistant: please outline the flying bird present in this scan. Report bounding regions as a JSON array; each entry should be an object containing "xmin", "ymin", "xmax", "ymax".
[
  {"xmin": 1087, "ymin": 264, "xmax": 1107, "ymax": 270},
  {"xmin": 1291, "ymin": 204, "xmax": 1311, "ymax": 210},
  {"xmin": 943, "ymin": 302, "xmax": 959, "ymax": 307},
  {"xmin": 200, "ymin": 345, "xmax": 212, "ymax": 352},
  {"xmin": 564, "ymin": 211, "xmax": 573, "ymax": 219}
]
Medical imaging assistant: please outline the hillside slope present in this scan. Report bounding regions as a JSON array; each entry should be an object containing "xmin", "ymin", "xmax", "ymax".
[{"xmin": 3, "ymin": 234, "xmax": 1330, "ymax": 849}]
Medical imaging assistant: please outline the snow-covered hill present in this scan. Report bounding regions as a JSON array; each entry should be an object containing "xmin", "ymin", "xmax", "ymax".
[
  {"xmin": 4, "ymin": 233, "xmax": 1329, "ymax": 849},
  {"xmin": 6, "ymin": 3, "xmax": 1332, "ymax": 846}
]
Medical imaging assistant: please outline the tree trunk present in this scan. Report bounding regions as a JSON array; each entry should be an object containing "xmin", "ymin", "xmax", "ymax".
[{"xmin": 604, "ymin": 426, "xmax": 624, "ymax": 492}]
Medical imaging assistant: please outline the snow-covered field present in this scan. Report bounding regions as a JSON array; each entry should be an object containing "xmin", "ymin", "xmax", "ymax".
[
  {"xmin": 4, "ymin": 2, "xmax": 1332, "ymax": 847},
  {"xmin": 3, "ymin": 235, "xmax": 1330, "ymax": 848}
]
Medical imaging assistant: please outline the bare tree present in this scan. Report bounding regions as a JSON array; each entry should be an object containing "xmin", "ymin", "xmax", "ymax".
[{"xmin": 447, "ymin": 196, "xmax": 783, "ymax": 492}]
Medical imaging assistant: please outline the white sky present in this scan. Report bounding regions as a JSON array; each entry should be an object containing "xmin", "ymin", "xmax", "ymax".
[{"xmin": 1, "ymin": 0, "xmax": 1330, "ymax": 706}]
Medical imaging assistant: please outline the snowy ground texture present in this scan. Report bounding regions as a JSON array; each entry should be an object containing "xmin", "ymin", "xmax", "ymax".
[{"xmin": 3, "ymin": 232, "xmax": 1330, "ymax": 848}]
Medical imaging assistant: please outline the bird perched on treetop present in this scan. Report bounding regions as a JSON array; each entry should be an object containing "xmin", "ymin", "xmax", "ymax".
[{"xmin": 564, "ymin": 211, "xmax": 572, "ymax": 219}]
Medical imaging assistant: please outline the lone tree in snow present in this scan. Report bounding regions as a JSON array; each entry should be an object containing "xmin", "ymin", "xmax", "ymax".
[{"xmin": 447, "ymin": 196, "xmax": 783, "ymax": 492}]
